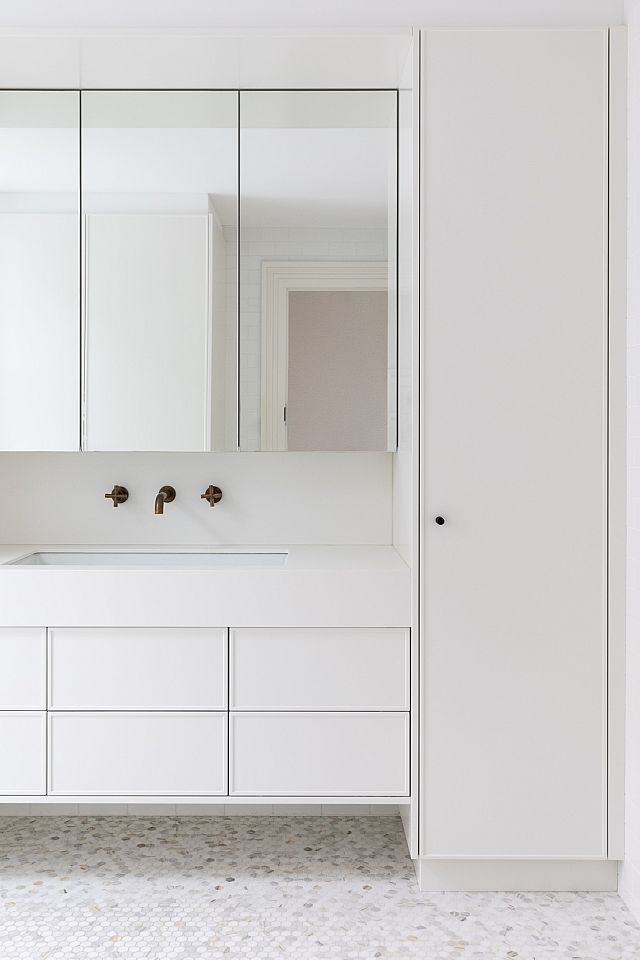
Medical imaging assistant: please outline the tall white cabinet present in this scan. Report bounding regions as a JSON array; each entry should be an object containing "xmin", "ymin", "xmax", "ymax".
[{"xmin": 420, "ymin": 27, "xmax": 624, "ymax": 878}]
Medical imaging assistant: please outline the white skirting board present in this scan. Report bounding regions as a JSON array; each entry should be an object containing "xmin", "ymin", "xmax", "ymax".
[{"xmin": 413, "ymin": 859, "xmax": 618, "ymax": 893}]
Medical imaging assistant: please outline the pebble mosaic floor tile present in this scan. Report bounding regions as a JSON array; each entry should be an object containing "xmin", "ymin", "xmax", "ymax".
[{"xmin": 0, "ymin": 815, "xmax": 638, "ymax": 959}]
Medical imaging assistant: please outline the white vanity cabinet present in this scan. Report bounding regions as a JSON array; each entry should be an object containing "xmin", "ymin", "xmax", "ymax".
[
  {"xmin": 0, "ymin": 625, "xmax": 410, "ymax": 801},
  {"xmin": 229, "ymin": 628, "xmax": 410, "ymax": 796},
  {"xmin": 47, "ymin": 627, "xmax": 227, "ymax": 796},
  {"xmin": 49, "ymin": 712, "xmax": 227, "ymax": 796},
  {"xmin": 0, "ymin": 713, "xmax": 46, "ymax": 795},
  {"xmin": 48, "ymin": 627, "xmax": 227, "ymax": 710},
  {"xmin": 0, "ymin": 627, "xmax": 45, "ymax": 709},
  {"xmin": 230, "ymin": 712, "xmax": 409, "ymax": 796},
  {"xmin": 229, "ymin": 628, "xmax": 409, "ymax": 710},
  {"xmin": 0, "ymin": 628, "xmax": 46, "ymax": 794}
]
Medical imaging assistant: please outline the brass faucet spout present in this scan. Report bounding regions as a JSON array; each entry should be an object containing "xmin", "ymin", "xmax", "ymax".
[{"xmin": 155, "ymin": 485, "xmax": 176, "ymax": 515}]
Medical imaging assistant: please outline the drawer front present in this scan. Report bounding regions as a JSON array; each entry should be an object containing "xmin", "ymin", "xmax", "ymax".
[
  {"xmin": 0, "ymin": 628, "xmax": 45, "ymax": 709},
  {"xmin": 230, "ymin": 628, "xmax": 409, "ymax": 710},
  {"xmin": 230, "ymin": 712, "xmax": 409, "ymax": 796},
  {"xmin": 49, "ymin": 712, "xmax": 227, "ymax": 795},
  {"xmin": 49, "ymin": 628, "xmax": 227, "ymax": 709},
  {"xmin": 0, "ymin": 712, "xmax": 46, "ymax": 795}
]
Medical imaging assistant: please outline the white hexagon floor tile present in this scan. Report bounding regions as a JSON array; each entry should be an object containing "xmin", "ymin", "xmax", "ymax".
[{"xmin": 0, "ymin": 815, "xmax": 638, "ymax": 959}]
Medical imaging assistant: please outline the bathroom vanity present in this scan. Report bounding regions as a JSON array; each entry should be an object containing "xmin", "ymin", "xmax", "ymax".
[
  {"xmin": 0, "ymin": 24, "xmax": 626, "ymax": 893},
  {"xmin": 0, "ymin": 545, "xmax": 411, "ymax": 800}
]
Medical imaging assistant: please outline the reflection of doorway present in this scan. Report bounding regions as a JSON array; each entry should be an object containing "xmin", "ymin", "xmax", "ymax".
[{"xmin": 261, "ymin": 261, "xmax": 389, "ymax": 451}]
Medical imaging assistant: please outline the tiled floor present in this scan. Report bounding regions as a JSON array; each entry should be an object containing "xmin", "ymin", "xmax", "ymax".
[{"xmin": 0, "ymin": 815, "xmax": 638, "ymax": 959}]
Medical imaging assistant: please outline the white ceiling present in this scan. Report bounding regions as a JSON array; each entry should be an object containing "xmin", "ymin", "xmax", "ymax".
[{"xmin": 0, "ymin": 0, "xmax": 624, "ymax": 28}]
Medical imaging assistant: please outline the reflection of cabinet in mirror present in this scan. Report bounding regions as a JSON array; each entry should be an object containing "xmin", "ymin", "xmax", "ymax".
[
  {"xmin": 0, "ymin": 92, "xmax": 79, "ymax": 451},
  {"xmin": 84, "ymin": 213, "xmax": 215, "ymax": 451},
  {"xmin": 81, "ymin": 91, "xmax": 237, "ymax": 452},
  {"xmin": 261, "ymin": 262, "xmax": 390, "ymax": 451}
]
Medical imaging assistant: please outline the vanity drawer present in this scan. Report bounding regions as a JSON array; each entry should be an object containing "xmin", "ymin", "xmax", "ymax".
[
  {"xmin": 0, "ymin": 712, "xmax": 46, "ymax": 795},
  {"xmin": 229, "ymin": 712, "xmax": 409, "ymax": 796},
  {"xmin": 49, "ymin": 628, "xmax": 227, "ymax": 709},
  {"xmin": 0, "ymin": 628, "xmax": 45, "ymax": 709},
  {"xmin": 230, "ymin": 628, "xmax": 409, "ymax": 710},
  {"xmin": 48, "ymin": 712, "xmax": 227, "ymax": 795}
]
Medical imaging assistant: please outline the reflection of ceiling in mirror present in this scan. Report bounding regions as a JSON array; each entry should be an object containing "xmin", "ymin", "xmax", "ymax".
[
  {"xmin": 0, "ymin": 127, "xmax": 391, "ymax": 227},
  {"xmin": 241, "ymin": 129, "xmax": 390, "ymax": 228}
]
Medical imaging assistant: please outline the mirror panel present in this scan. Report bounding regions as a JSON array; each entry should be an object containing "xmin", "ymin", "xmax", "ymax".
[
  {"xmin": 0, "ymin": 92, "xmax": 80, "ymax": 450},
  {"xmin": 239, "ymin": 90, "xmax": 397, "ymax": 451},
  {"xmin": 81, "ymin": 91, "xmax": 238, "ymax": 451}
]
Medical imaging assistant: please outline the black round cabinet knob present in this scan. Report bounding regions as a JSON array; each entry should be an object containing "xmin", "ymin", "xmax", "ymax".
[{"xmin": 435, "ymin": 516, "xmax": 445, "ymax": 525}]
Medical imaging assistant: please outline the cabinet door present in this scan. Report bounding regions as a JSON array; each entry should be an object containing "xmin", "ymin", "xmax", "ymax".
[
  {"xmin": 421, "ymin": 29, "xmax": 608, "ymax": 858},
  {"xmin": 230, "ymin": 712, "xmax": 408, "ymax": 796},
  {"xmin": 49, "ymin": 627, "xmax": 226, "ymax": 710},
  {"xmin": 81, "ymin": 90, "xmax": 238, "ymax": 452},
  {"xmin": 0, "ymin": 713, "xmax": 46, "ymax": 795},
  {"xmin": 0, "ymin": 92, "xmax": 79, "ymax": 450},
  {"xmin": 49, "ymin": 712, "xmax": 227, "ymax": 795},
  {"xmin": 0, "ymin": 628, "xmax": 45, "ymax": 709},
  {"xmin": 230, "ymin": 628, "xmax": 409, "ymax": 710}
]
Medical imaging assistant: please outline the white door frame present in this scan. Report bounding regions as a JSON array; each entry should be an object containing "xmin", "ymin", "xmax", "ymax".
[{"xmin": 260, "ymin": 260, "xmax": 389, "ymax": 450}]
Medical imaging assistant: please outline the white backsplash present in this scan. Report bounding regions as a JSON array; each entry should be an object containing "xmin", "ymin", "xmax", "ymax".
[{"xmin": 0, "ymin": 452, "xmax": 392, "ymax": 545}]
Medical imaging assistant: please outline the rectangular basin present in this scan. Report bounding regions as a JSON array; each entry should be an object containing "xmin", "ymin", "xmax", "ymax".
[{"xmin": 9, "ymin": 551, "xmax": 288, "ymax": 568}]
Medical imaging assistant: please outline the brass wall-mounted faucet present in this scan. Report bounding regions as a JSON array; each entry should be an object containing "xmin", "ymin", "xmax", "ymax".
[
  {"xmin": 201, "ymin": 485, "xmax": 223, "ymax": 507},
  {"xmin": 155, "ymin": 485, "xmax": 176, "ymax": 515},
  {"xmin": 104, "ymin": 485, "xmax": 129, "ymax": 507}
]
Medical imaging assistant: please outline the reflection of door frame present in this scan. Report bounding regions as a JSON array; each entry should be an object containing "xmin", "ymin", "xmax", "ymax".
[{"xmin": 261, "ymin": 260, "xmax": 389, "ymax": 450}]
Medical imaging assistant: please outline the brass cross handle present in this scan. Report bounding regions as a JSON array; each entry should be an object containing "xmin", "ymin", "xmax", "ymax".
[
  {"xmin": 105, "ymin": 485, "xmax": 129, "ymax": 508},
  {"xmin": 201, "ymin": 485, "xmax": 223, "ymax": 508}
]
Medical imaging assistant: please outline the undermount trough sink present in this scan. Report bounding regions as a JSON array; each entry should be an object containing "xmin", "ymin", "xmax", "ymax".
[{"xmin": 9, "ymin": 551, "xmax": 288, "ymax": 568}]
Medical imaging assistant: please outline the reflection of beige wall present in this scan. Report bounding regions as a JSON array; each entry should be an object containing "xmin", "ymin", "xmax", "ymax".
[{"xmin": 287, "ymin": 290, "xmax": 387, "ymax": 451}]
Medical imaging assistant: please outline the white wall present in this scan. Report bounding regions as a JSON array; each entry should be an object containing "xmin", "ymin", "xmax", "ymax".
[
  {"xmin": 0, "ymin": 453, "xmax": 391, "ymax": 545},
  {"xmin": 620, "ymin": 0, "xmax": 640, "ymax": 920}
]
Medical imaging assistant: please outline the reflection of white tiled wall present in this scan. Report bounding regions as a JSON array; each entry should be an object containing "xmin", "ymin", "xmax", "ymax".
[
  {"xmin": 620, "ymin": 0, "xmax": 640, "ymax": 921},
  {"xmin": 225, "ymin": 225, "xmax": 388, "ymax": 450}
]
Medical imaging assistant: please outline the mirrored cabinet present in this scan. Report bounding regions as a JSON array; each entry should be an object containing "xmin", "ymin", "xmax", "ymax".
[
  {"xmin": 240, "ymin": 91, "xmax": 397, "ymax": 451},
  {"xmin": 82, "ymin": 91, "xmax": 238, "ymax": 452},
  {"xmin": 0, "ymin": 92, "xmax": 80, "ymax": 451},
  {"xmin": 0, "ymin": 89, "xmax": 398, "ymax": 453}
]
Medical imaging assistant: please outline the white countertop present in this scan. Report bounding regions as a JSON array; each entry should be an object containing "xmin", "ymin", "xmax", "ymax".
[
  {"xmin": 0, "ymin": 543, "xmax": 408, "ymax": 570},
  {"xmin": 0, "ymin": 544, "xmax": 411, "ymax": 628}
]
